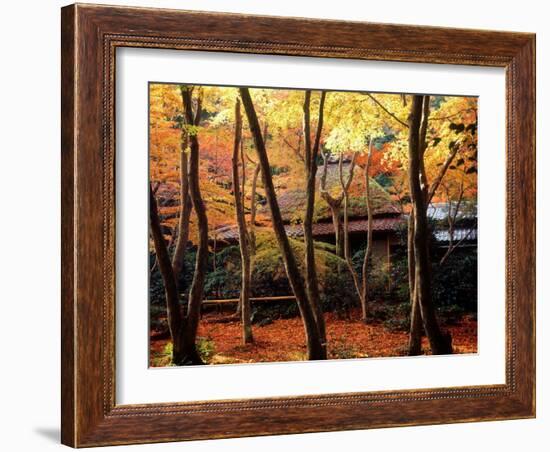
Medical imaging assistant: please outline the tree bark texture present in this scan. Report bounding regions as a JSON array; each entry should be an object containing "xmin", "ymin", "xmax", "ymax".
[
  {"xmin": 231, "ymin": 98, "xmax": 253, "ymax": 344},
  {"xmin": 178, "ymin": 85, "xmax": 208, "ymax": 364},
  {"xmin": 407, "ymin": 95, "xmax": 461, "ymax": 355},
  {"xmin": 408, "ymin": 96, "xmax": 427, "ymax": 354},
  {"xmin": 360, "ymin": 139, "xmax": 374, "ymax": 323},
  {"xmin": 339, "ymin": 153, "xmax": 366, "ymax": 318},
  {"xmin": 171, "ymin": 130, "xmax": 192, "ymax": 289},
  {"xmin": 239, "ymin": 87, "xmax": 325, "ymax": 360},
  {"xmin": 149, "ymin": 186, "xmax": 186, "ymax": 362},
  {"xmin": 320, "ymin": 151, "xmax": 345, "ymax": 258},
  {"xmin": 302, "ymin": 90, "xmax": 327, "ymax": 353},
  {"xmin": 407, "ymin": 211, "xmax": 423, "ymax": 355},
  {"xmin": 408, "ymin": 95, "xmax": 452, "ymax": 355}
]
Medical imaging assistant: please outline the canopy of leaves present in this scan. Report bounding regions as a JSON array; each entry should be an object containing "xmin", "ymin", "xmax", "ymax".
[{"xmin": 149, "ymin": 84, "xmax": 477, "ymax": 246}]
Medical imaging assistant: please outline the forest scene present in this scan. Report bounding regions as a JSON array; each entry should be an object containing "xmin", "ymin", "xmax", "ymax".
[{"xmin": 149, "ymin": 83, "xmax": 478, "ymax": 367}]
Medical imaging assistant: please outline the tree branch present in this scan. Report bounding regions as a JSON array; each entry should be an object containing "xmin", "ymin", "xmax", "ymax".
[
  {"xmin": 363, "ymin": 93, "xmax": 409, "ymax": 128},
  {"xmin": 427, "ymin": 146, "xmax": 460, "ymax": 204},
  {"xmin": 430, "ymin": 107, "xmax": 476, "ymax": 121},
  {"xmin": 312, "ymin": 91, "xmax": 327, "ymax": 169}
]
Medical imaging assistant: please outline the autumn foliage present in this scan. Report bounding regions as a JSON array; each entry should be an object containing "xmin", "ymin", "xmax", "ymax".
[{"xmin": 149, "ymin": 84, "xmax": 478, "ymax": 366}]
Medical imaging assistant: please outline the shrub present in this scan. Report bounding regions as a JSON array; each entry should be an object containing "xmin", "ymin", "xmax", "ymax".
[
  {"xmin": 432, "ymin": 248, "xmax": 477, "ymax": 312},
  {"xmin": 196, "ymin": 336, "xmax": 216, "ymax": 362},
  {"xmin": 329, "ymin": 334, "xmax": 368, "ymax": 360}
]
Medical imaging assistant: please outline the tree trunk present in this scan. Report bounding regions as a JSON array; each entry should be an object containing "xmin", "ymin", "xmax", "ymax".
[
  {"xmin": 408, "ymin": 95, "xmax": 452, "ymax": 355},
  {"xmin": 331, "ymin": 207, "xmax": 345, "ymax": 258},
  {"xmin": 239, "ymin": 87, "xmax": 326, "ymax": 360},
  {"xmin": 407, "ymin": 94, "xmax": 462, "ymax": 354},
  {"xmin": 171, "ymin": 131, "xmax": 192, "ymax": 289},
  {"xmin": 149, "ymin": 186, "xmax": 186, "ymax": 361},
  {"xmin": 439, "ymin": 182, "xmax": 466, "ymax": 266},
  {"xmin": 407, "ymin": 211, "xmax": 423, "ymax": 355},
  {"xmin": 235, "ymin": 132, "xmax": 263, "ymax": 319},
  {"xmin": 408, "ymin": 95, "xmax": 431, "ymax": 354},
  {"xmin": 360, "ymin": 140, "xmax": 374, "ymax": 323},
  {"xmin": 179, "ymin": 85, "xmax": 207, "ymax": 365},
  {"xmin": 342, "ymin": 183, "xmax": 362, "ymax": 310},
  {"xmin": 320, "ymin": 151, "xmax": 345, "ymax": 258},
  {"xmin": 418, "ymin": 95, "xmax": 430, "ymax": 199},
  {"xmin": 339, "ymin": 154, "xmax": 365, "ymax": 317},
  {"xmin": 249, "ymin": 162, "xmax": 260, "ymax": 252},
  {"xmin": 232, "ymin": 99, "xmax": 253, "ymax": 344},
  {"xmin": 302, "ymin": 90, "xmax": 327, "ymax": 353}
]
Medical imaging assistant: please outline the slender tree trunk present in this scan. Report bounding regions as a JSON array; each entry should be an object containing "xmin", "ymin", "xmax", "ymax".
[
  {"xmin": 408, "ymin": 95, "xmax": 452, "ymax": 355},
  {"xmin": 249, "ymin": 162, "xmax": 260, "ymax": 252},
  {"xmin": 149, "ymin": 186, "xmax": 186, "ymax": 361},
  {"xmin": 248, "ymin": 124, "xmax": 266, "ymax": 299},
  {"xmin": 339, "ymin": 153, "xmax": 365, "ymax": 317},
  {"xmin": 235, "ymin": 131, "xmax": 263, "ymax": 319},
  {"xmin": 332, "ymin": 207, "xmax": 345, "ymax": 258},
  {"xmin": 171, "ymin": 132, "xmax": 192, "ymax": 288},
  {"xmin": 360, "ymin": 140, "xmax": 374, "ymax": 323},
  {"xmin": 232, "ymin": 99, "xmax": 253, "ymax": 344},
  {"xmin": 325, "ymin": 202, "xmax": 344, "ymax": 257},
  {"xmin": 246, "ymin": 161, "xmax": 261, "ymax": 316},
  {"xmin": 438, "ymin": 182, "xmax": 466, "ymax": 266},
  {"xmin": 342, "ymin": 182, "xmax": 362, "ymax": 309},
  {"xmin": 407, "ymin": 211, "xmax": 423, "ymax": 355},
  {"xmin": 320, "ymin": 151, "xmax": 345, "ymax": 258},
  {"xmin": 178, "ymin": 85, "xmax": 207, "ymax": 365},
  {"xmin": 426, "ymin": 146, "xmax": 460, "ymax": 205},
  {"xmin": 302, "ymin": 90, "xmax": 327, "ymax": 353},
  {"xmin": 240, "ymin": 87, "xmax": 325, "ymax": 360},
  {"xmin": 408, "ymin": 96, "xmax": 431, "ymax": 354},
  {"xmin": 418, "ymin": 96, "xmax": 430, "ymax": 199}
]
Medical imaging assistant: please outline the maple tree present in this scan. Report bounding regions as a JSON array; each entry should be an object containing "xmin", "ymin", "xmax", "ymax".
[
  {"xmin": 379, "ymin": 95, "xmax": 477, "ymax": 354},
  {"xmin": 231, "ymin": 98, "xmax": 253, "ymax": 344},
  {"xmin": 149, "ymin": 83, "xmax": 478, "ymax": 365}
]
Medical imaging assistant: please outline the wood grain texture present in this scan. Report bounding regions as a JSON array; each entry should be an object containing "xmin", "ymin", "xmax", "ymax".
[
  {"xmin": 60, "ymin": 5, "xmax": 76, "ymax": 447},
  {"xmin": 60, "ymin": 3, "xmax": 536, "ymax": 447}
]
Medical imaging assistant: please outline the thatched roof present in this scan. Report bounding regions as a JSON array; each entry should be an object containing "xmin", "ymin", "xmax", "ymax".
[{"xmin": 274, "ymin": 161, "xmax": 400, "ymax": 223}]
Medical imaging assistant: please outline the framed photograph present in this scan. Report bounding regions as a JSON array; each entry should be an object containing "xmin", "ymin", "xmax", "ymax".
[{"xmin": 61, "ymin": 3, "xmax": 535, "ymax": 447}]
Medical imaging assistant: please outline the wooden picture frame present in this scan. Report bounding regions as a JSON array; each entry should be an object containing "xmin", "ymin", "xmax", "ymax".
[{"xmin": 61, "ymin": 3, "xmax": 535, "ymax": 447}]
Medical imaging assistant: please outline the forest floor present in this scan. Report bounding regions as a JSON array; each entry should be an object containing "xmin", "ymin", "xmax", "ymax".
[{"xmin": 149, "ymin": 308, "xmax": 478, "ymax": 367}]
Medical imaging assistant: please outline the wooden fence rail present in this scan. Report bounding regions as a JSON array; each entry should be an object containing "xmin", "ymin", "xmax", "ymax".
[{"xmin": 180, "ymin": 295, "xmax": 297, "ymax": 306}]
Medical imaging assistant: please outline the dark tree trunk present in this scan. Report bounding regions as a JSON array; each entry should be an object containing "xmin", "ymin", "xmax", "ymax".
[
  {"xmin": 418, "ymin": 95, "xmax": 430, "ymax": 199},
  {"xmin": 407, "ymin": 211, "xmax": 423, "ymax": 355},
  {"xmin": 239, "ymin": 87, "xmax": 325, "ymax": 360},
  {"xmin": 178, "ymin": 85, "xmax": 208, "ymax": 365},
  {"xmin": 408, "ymin": 95, "xmax": 452, "ymax": 355},
  {"xmin": 171, "ymin": 131, "xmax": 192, "ymax": 288},
  {"xmin": 407, "ymin": 95, "xmax": 460, "ymax": 355},
  {"xmin": 232, "ymin": 99, "xmax": 253, "ymax": 344},
  {"xmin": 249, "ymin": 162, "xmax": 260, "ymax": 252},
  {"xmin": 149, "ymin": 186, "xmax": 186, "ymax": 361},
  {"xmin": 408, "ymin": 95, "xmax": 430, "ymax": 354},
  {"xmin": 302, "ymin": 90, "xmax": 327, "ymax": 353}
]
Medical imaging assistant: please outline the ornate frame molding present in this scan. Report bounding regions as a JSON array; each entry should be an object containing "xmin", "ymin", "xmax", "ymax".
[{"xmin": 62, "ymin": 4, "xmax": 535, "ymax": 447}]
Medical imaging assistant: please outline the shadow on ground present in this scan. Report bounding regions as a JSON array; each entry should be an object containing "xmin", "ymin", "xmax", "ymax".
[{"xmin": 34, "ymin": 427, "xmax": 59, "ymax": 443}]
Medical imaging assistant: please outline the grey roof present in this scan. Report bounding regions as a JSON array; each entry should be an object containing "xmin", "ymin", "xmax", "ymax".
[
  {"xmin": 434, "ymin": 228, "xmax": 477, "ymax": 243},
  {"xmin": 427, "ymin": 202, "xmax": 477, "ymax": 221}
]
